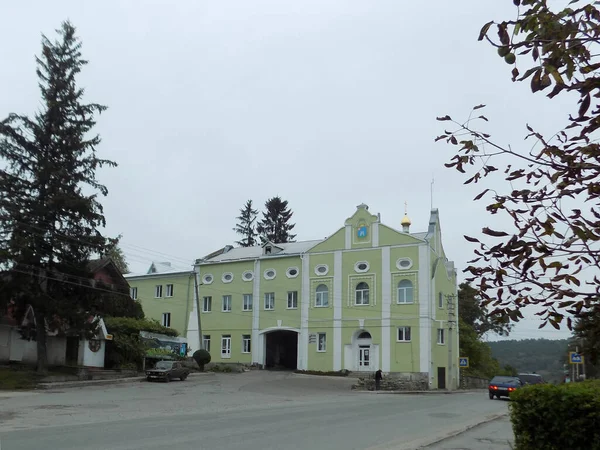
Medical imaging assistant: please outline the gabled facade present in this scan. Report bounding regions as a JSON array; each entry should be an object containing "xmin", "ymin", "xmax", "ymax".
[{"xmin": 194, "ymin": 204, "xmax": 459, "ymax": 389}]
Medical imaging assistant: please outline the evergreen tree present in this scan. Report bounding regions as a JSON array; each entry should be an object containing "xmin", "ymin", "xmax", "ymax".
[
  {"xmin": 233, "ymin": 200, "xmax": 258, "ymax": 247},
  {"xmin": 257, "ymin": 196, "xmax": 296, "ymax": 244},
  {"xmin": 103, "ymin": 235, "xmax": 130, "ymax": 274},
  {"xmin": 0, "ymin": 21, "xmax": 116, "ymax": 372}
]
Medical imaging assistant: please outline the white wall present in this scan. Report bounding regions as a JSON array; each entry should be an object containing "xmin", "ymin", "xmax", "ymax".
[
  {"xmin": 0, "ymin": 326, "xmax": 66, "ymax": 366},
  {"xmin": 80, "ymin": 339, "xmax": 105, "ymax": 367}
]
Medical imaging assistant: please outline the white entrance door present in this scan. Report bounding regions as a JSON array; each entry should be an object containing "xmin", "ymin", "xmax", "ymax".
[{"xmin": 359, "ymin": 345, "xmax": 371, "ymax": 369}]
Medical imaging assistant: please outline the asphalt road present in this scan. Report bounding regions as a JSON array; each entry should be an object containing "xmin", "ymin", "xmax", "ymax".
[
  {"xmin": 425, "ymin": 416, "xmax": 514, "ymax": 450},
  {"xmin": 0, "ymin": 372, "xmax": 508, "ymax": 450}
]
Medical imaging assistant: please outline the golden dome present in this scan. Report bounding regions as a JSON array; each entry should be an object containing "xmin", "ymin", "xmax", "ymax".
[{"xmin": 401, "ymin": 214, "xmax": 412, "ymax": 226}]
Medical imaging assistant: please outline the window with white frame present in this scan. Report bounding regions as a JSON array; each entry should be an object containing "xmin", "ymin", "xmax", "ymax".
[
  {"xmin": 437, "ymin": 328, "xmax": 445, "ymax": 345},
  {"xmin": 130, "ymin": 287, "xmax": 138, "ymax": 300},
  {"xmin": 222, "ymin": 272, "xmax": 233, "ymax": 283},
  {"xmin": 438, "ymin": 292, "xmax": 444, "ymax": 308},
  {"xmin": 242, "ymin": 335, "xmax": 251, "ymax": 353},
  {"xmin": 398, "ymin": 280, "xmax": 414, "ymax": 304},
  {"xmin": 243, "ymin": 294, "xmax": 253, "ymax": 311},
  {"xmin": 286, "ymin": 267, "xmax": 299, "ymax": 278},
  {"xmin": 264, "ymin": 292, "xmax": 275, "ymax": 310},
  {"xmin": 155, "ymin": 285, "xmax": 163, "ymax": 298},
  {"xmin": 264, "ymin": 269, "xmax": 276, "ymax": 280},
  {"xmin": 355, "ymin": 282, "xmax": 370, "ymax": 305},
  {"xmin": 165, "ymin": 284, "xmax": 174, "ymax": 297},
  {"xmin": 202, "ymin": 296, "xmax": 212, "ymax": 312},
  {"xmin": 242, "ymin": 271, "xmax": 254, "ymax": 281},
  {"xmin": 317, "ymin": 333, "xmax": 327, "ymax": 352},
  {"xmin": 397, "ymin": 326, "xmax": 411, "ymax": 342},
  {"xmin": 202, "ymin": 274, "xmax": 213, "ymax": 284},
  {"xmin": 287, "ymin": 291, "xmax": 298, "ymax": 309},
  {"xmin": 221, "ymin": 335, "xmax": 231, "ymax": 358},
  {"xmin": 354, "ymin": 261, "xmax": 369, "ymax": 273},
  {"xmin": 222, "ymin": 295, "xmax": 232, "ymax": 312},
  {"xmin": 202, "ymin": 335, "xmax": 211, "ymax": 352},
  {"xmin": 315, "ymin": 264, "xmax": 329, "ymax": 276},
  {"xmin": 315, "ymin": 284, "xmax": 329, "ymax": 307},
  {"xmin": 161, "ymin": 312, "xmax": 171, "ymax": 327}
]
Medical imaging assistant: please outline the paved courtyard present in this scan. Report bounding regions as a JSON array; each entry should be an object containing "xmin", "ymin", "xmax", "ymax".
[{"xmin": 0, "ymin": 371, "xmax": 508, "ymax": 450}]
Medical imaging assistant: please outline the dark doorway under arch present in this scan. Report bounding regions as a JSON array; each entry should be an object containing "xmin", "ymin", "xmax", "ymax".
[{"xmin": 265, "ymin": 330, "xmax": 298, "ymax": 370}]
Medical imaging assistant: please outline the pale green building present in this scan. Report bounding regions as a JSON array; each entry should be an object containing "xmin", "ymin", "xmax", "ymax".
[{"xmin": 190, "ymin": 204, "xmax": 459, "ymax": 389}]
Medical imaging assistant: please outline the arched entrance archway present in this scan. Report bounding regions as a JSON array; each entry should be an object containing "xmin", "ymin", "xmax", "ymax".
[
  {"xmin": 258, "ymin": 327, "xmax": 300, "ymax": 370},
  {"xmin": 343, "ymin": 329, "xmax": 379, "ymax": 372}
]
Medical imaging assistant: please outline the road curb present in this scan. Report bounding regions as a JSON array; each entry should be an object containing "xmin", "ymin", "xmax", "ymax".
[
  {"xmin": 377, "ymin": 412, "xmax": 509, "ymax": 450},
  {"xmin": 37, "ymin": 371, "xmax": 214, "ymax": 390},
  {"xmin": 354, "ymin": 389, "xmax": 486, "ymax": 395}
]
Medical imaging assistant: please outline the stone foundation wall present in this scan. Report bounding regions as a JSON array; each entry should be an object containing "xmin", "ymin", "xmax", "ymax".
[
  {"xmin": 461, "ymin": 376, "xmax": 488, "ymax": 389},
  {"xmin": 352, "ymin": 372, "xmax": 430, "ymax": 391}
]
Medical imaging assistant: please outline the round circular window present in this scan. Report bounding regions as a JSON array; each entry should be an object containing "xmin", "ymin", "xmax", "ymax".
[
  {"xmin": 88, "ymin": 339, "xmax": 101, "ymax": 353},
  {"xmin": 202, "ymin": 274, "xmax": 214, "ymax": 284},
  {"xmin": 242, "ymin": 271, "xmax": 254, "ymax": 281},
  {"xmin": 264, "ymin": 269, "xmax": 276, "ymax": 280},
  {"xmin": 396, "ymin": 258, "xmax": 413, "ymax": 270},
  {"xmin": 286, "ymin": 267, "xmax": 299, "ymax": 278},
  {"xmin": 222, "ymin": 272, "xmax": 233, "ymax": 283},
  {"xmin": 315, "ymin": 264, "xmax": 329, "ymax": 276},
  {"xmin": 354, "ymin": 261, "xmax": 369, "ymax": 273}
]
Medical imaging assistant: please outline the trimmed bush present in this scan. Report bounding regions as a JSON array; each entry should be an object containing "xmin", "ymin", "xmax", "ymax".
[
  {"xmin": 193, "ymin": 349, "xmax": 211, "ymax": 371},
  {"xmin": 294, "ymin": 369, "xmax": 350, "ymax": 377},
  {"xmin": 510, "ymin": 380, "xmax": 600, "ymax": 450}
]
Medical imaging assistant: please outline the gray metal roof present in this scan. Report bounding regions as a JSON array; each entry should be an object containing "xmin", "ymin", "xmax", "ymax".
[{"xmin": 201, "ymin": 240, "xmax": 323, "ymax": 263}]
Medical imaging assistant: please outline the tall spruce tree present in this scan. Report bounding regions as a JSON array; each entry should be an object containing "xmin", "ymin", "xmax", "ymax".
[
  {"xmin": 233, "ymin": 200, "xmax": 258, "ymax": 247},
  {"xmin": 103, "ymin": 235, "xmax": 130, "ymax": 274},
  {"xmin": 257, "ymin": 196, "xmax": 296, "ymax": 244},
  {"xmin": 0, "ymin": 21, "xmax": 116, "ymax": 372}
]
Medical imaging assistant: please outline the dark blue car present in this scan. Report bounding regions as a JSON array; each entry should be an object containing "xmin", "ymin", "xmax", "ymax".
[{"xmin": 488, "ymin": 375, "xmax": 522, "ymax": 399}]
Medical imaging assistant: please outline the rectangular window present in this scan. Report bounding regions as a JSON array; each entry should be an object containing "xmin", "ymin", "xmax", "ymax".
[
  {"xmin": 264, "ymin": 292, "xmax": 275, "ymax": 310},
  {"xmin": 397, "ymin": 326, "xmax": 411, "ymax": 342},
  {"xmin": 438, "ymin": 292, "xmax": 444, "ymax": 308},
  {"xmin": 222, "ymin": 295, "xmax": 232, "ymax": 312},
  {"xmin": 221, "ymin": 335, "xmax": 231, "ymax": 358},
  {"xmin": 161, "ymin": 312, "xmax": 171, "ymax": 328},
  {"xmin": 203, "ymin": 296, "xmax": 212, "ymax": 312},
  {"xmin": 243, "ymin": 294, "xmax": 253, "ymax": 311},
  {"xmin": 130, "ymin": 287, "xmax": 138, "ymax": 300},
  {"xmin": 202, "ymin": 335, "xmax": 211, "ymax": 353},
  {"xmin": 317, "ymin": 333, "xmax": 327, "ymax": 352},
  {"xmin": 287, "ymin": 291, "xmax": 298, "ymax": 309},
  {"xmin": 437, "ymin": 328, "xmax": 445, "ymax": 345},
  {"xmin": 155, "ymin": 285, "xmax": 163, "ymax": 298},
  {"xmin": 315, "ymin": 286, "xmax": 329, "ymax": 307},
  {"xmin": 166, "ymin": 284, "xmax": 174, "ymax": 297},
  {"xmin": 242, "ymin": 335, "xmax": 251, "ymax": 353}
]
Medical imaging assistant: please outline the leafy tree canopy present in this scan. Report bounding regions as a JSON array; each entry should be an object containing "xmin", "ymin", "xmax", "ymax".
[{"xmin": 438, "ymin": 0, "xmax": 600, "ymax": 330}]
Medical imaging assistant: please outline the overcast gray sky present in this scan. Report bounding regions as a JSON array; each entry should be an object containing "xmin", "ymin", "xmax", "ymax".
[{"xmin": 0, "ymin": 0, "xmax": 574, "ymax": 340}]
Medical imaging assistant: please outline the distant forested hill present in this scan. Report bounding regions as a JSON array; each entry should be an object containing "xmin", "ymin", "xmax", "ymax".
[{"xmin": 488, "ymin": 338, "xmax": 568, "ymax": 383}]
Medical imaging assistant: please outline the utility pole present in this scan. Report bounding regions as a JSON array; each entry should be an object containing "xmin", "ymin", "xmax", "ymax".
[
  {"xmin": 447, "ymin": 293, "xmax": 457, "ymax": 390},
  {"xmin": 193, "ymin": 263, "xmax": 203, "ymax": 350}
]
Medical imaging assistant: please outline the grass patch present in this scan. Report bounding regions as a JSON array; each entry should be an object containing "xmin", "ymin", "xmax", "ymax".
[{"xmin": 0, "ymin": 367, "xmax": 40, "ymax": 390}]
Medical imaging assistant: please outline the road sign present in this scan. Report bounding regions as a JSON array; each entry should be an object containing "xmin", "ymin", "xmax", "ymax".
[
  {"xmin": 570, "ymin": 352, "xmax": 584, "ymax": 364},
  {"xmin": 459, "ymin": 357, "xmax": 469, "ymax": 368}
]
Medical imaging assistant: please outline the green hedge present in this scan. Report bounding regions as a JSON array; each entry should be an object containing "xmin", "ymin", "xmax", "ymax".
[
  {"xmin": 510, "ymin": 380, "xmax": 600, "ymax": 450},
  {"xmin": 104, "ymin": 317, "xmax": 179, "ymax": 369}
]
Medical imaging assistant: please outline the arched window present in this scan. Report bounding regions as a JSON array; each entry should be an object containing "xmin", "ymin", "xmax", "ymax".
[
  {"xmin": 398, "ymin": 280, "xmax": 414, "ymax": 304},
  {"xmin": 357, "ymin": 331, "xmax": 372, "ymax": 340},
  {"xmin": 315, "ymin": 284, "xmax": 329, "ymax": 307},
  {"xmin": 355, "ymin": 282, "xmax": 370, "ymax": 305}
]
